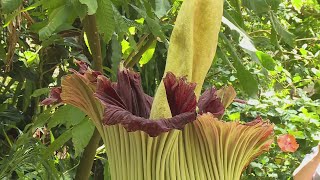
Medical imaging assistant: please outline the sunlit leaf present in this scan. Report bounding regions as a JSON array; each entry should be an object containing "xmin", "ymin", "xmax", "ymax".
[
  {"xmin": 139, "ymin": 41, "xmax": 157, "ymax": 66},
  {"xmin": 256, "ymin": 51, "xmax": 276, "ymax": 70},
  {"xmin": 291, "ymin": 0, "xmax": 304, "ymax": 11}
]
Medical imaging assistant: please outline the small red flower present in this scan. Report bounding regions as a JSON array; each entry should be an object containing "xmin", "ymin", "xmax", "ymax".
[{"xmin": 277, "ymin": 134, "xmax": 299, "ymax": 152}]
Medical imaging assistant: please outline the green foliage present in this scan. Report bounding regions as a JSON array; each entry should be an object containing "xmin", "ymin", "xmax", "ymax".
[
  {"xmin": 79, "ymin": 0, "xmax": 98, "ymax": 15},
  {"xmin": 72, "ymin": 117, "xmax": 95, "ymax": 157},
  {"xmin": 39, "ymin": 4, "xmax": 77, "ymax": 40},
  {"xmin": 154, "ymin": 0, "xmax": 170, "ymax": 18},
  {"xmin": 1, "ymin": 0, "xmax": 23, "ymax": 14},
  {"xmin": 96, "ymin": 0, "xmax": 115, "ymax": 43},
  {"xmin": 269, "ymin": 11, "xmax": 296, "ymax": 47},
  {"xmin": 255, "ymin": 51, "xmax": 276, "ymax": 71}
]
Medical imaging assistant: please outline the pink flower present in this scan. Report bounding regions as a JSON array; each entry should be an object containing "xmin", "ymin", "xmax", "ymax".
[{"xmin": 277, "ymin": 134, "xmax": 299, "ymax": 152}]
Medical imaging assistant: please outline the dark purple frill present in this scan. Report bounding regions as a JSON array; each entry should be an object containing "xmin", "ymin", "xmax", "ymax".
[{"xmin": 42, "ymin": 61, "xmax": 226, "ymax": 137}]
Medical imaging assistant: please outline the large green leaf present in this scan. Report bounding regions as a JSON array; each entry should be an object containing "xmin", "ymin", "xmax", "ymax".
[
  {"xmin": 220, "ymin": 33, "xmax": 259, "ymax": 97},
  {"xmin": 79, "ymin": 0, "xmax": 98, "ymax": 15},
  {"xmin": 96, "ymin": 0, "xmax": 115, "ymax": 43},
  {"xmin": 71, "ymin": 0, "xmax": 88, "ymax": 20},
  {"xmin": 1, "ymin": 0, "xmax": 23, "ymax": 14},
  {"xmin": 234, "ymin": 59, "xmax": 259, "ymax": 97},
  {"xmin": 256, "ymin": 51, "xmax": 276, "ymax": 70},
  {"xmin": 222, "ymin": 15, "xmax": 257, "ymax": 54},
  {"xmin": 269, "ymin": 11, "xmax": 295, "ymax": 47},
  {"xmin": 47, "ymin": 105, "xmax": 86, "ymax": 129},
  {"xmin": 39, "ymin": 5, "xmax": 75, "ymax": 40},
  {"xmin": 72, "ymin": 117, "xmax": 95, "ymax": 157},
  {"xmin": 154, "ymin": 0, "xmax": 170, "ymax": 18}
]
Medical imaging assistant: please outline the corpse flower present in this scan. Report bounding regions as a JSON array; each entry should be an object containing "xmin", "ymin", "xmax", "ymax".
[
  {"xmin": 42, "ymin": 0, "xmax": 274, "ymax": 179},
  {"xmin": 44, "ymin": 64, "xmax": 274, "ymax": 179}
]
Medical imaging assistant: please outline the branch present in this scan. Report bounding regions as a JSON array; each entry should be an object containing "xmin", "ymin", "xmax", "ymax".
[
  {"xmin": 125, "ymin": 36, "xmax": 156, "ymax": 68},
  {"xmin": 124, "ymin": 34, "xmax": 149, "ymax": 64}
]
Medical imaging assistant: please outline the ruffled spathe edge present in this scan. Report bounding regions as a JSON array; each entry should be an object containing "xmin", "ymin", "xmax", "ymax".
[{"xmin": 94, "ymin": 69, "xmax": 197, "ymax": 137}]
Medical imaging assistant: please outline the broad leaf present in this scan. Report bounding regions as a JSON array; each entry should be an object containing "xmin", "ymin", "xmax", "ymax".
[
  {"xmin": 39, "ymin": 5, "xmax": 76, "ymax": 40},
  {"xmin": 269, "ymin": 12, "xmax": 295, "ymax": 47},
  {"xmin": 79, "ymin": 0, "xmax": 98, "ymax": 15},
  {"xmin": 155, "ymin": 0, "xmax": 170, "ymax": 18},
  {"xmin": 1, "ymin": 0, "xmax": 23, "ymax": 14},
  {"xmin": 72, "ymin": 117, "xmax": 95, "ymax": 157},
  {"xmin": 222, "ymin": 15, "xmax": 258, "ymax": 56},
  {"xmin": 256, "ymin": 51, "xmax": 276, "ymax": 70},
  {"xmin": 234, "ymin": 60, "xmax": 259, "ymax": 97},
  {"xmin": 32, "ymin": 107, "xmax": 54, "ymax": 128},
  {"xmin": 42, "ymin": 0, "xmax": 65, "ymax": 10},
  {"xmin": 220, "ymin": 33, "xmax": 259, "ymax": 97},
  {"xmin": 47, "ymin": 105, "xmax": 86, "ymax": 129},
  {"xmin": 96, "ymin": 0, "xmax": 115, "ymax": 43}
]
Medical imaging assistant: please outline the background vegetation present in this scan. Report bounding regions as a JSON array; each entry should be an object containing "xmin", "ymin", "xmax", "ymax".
[{"xmin": 0, "ymin": 0, "xmax": 319, "ymax": 179}]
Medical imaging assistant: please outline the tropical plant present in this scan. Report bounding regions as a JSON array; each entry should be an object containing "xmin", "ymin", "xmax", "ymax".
[{"xmin": 41, "ymin": 0, "xmax": 275, "ymax": 179}]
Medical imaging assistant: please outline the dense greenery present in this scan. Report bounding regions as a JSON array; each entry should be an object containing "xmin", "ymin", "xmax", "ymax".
[{"xmin": 0, "ymin": 0, "xmax": 319, "ymax": 179}]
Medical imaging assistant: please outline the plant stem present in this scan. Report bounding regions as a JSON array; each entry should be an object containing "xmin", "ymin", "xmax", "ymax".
[
  {"xmin": 75, "ymin": 15, "xmax": 103, "ymax": 180},
  {"xmin": 125, "ymin": 36, "xmax": 156, "ymax": 68},
  {"xmin": 124, "ymin": 34, "xmax": 149, "ymax": 64}
]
